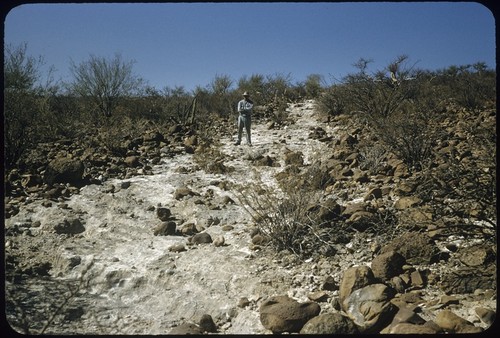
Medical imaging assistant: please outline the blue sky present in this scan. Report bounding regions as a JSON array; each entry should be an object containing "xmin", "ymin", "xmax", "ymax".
[{"xmin": 4, "ymin": 2, "xmax": 496, "ymax": 92}]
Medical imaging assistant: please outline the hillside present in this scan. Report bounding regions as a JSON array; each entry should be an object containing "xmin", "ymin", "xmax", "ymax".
[{"xmin": 4, "ymin": 100, "xmax": 496, "ymax": 334}]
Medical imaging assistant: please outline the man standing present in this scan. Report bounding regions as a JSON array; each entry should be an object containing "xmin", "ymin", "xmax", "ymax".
[
  {"xmin": 235, "ymin": 92, "xmax": 253, "ymax": 146},
  {"xmin": 235, "ymin": 91, "xmax": 253, "ymax": 146}
]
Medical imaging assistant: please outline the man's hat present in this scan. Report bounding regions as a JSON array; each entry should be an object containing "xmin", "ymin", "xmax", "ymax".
[{"xmin": 243, "ymin": 91, "xmax": 250, "ymax": 96}]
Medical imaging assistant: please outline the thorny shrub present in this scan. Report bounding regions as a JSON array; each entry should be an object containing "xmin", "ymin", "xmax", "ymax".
[{"xmin": 234, "ymin": 178, "xmax": 338, "ymax": 259}]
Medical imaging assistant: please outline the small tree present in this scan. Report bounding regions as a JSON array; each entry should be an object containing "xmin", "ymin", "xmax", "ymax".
[{"xmin": 68, "ymin": 54, "xmax": 142, "ymax": 118}]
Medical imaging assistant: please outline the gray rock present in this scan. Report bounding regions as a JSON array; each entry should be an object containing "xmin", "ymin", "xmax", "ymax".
[
  {"xmin": 156, "ymin": 207, "xmax": 171, "ymax": 221},
  {"xmin": 168, "ymin": 322, "xmax": 203, "ymax": 335},
  {"xmin": 191, "ymin": 232, "xmax": 213, "ymax": 245},
  {"xmin": 199, "ymin": 314, "xmax": 217, "ymax": 333},
  {"xmin": 52, "ymin": 217, "xmax": 85, "ymax": 235},
  {"xmin": 343, "ymin": 283, "xmax": 397, "ymax": 333},
  {"xmin": 154, "ymin": 221, "xmax": 176, "ymax": 236}
]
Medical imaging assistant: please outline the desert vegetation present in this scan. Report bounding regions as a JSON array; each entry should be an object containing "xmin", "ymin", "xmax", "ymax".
[{"xmin": 5, "ymin": 43, "xmax": 496, "ymax": 250}]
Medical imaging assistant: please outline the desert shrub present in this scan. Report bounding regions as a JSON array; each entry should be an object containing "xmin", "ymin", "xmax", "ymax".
[
  {"xmin": 4, "ymin": 43, "xmax": 61, "ymax": 168},
  {"xmin": 235, "ymin": 180, "xmax": 337, "ymax": 258},
  {"xmin": 357, "ymin": 143, "xmax": 388, "ymax": 174},
  {"xmin": 369, "ymin": 105, "xmax": 440, "ymax": 171},
  {"xmin": 414, "ymin": 113, "xmax": 496, "ymax": 242},
  {"xmin": 316, "ymin": 84, "xmax": 349, "ymax": 117},
  {"xmin": 96, "ymin": 114, "xmax": 150, "ymax": 155},
  {"xmin": 303, "ymin": 74, "xmax": 324, "ymax": 99}
]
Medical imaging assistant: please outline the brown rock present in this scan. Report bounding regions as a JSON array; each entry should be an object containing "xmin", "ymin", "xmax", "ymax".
[
  {"xmin": 339, "ymin": 265, "xmax": 376, "ymax": 309},
  {"xmin": 308, "ymin": 291, "xmax": 329, "ymax": 302},
  {"xmin": 475, "ymin": 307, "xmax": 496, "ymax": 326},
  {"xmin": 393, "ymin": 196, "xmax": 422, "ymax": 210},
  {"xmin": 371, "ymin": 250, "xmax": 406, "ymax": 281},
  {"xmin": 434, "ymin": 309, "xmax": 475, "ymax": 333},
  {"xmin": 259, "ymin": 295, "xmax": 321, "ymax": 333},
  {"xmin": 300, "ymin": 313, "xmax": 359, "ymax": 334},
  {"xmin": 168, "ymin": 243, "xmax": 186, "ymax": 252},
  {"xmin": 44, "ymin": 157, "xmax": 85, "ymax": 185},
  {"xmin": 458, "ymin": 244, "xmax": 496, "ymax": 266},
  {"xmin": 379, "ymin": 232, "xmax": 439, "ymax": 265},
  {"xmin": 124, "ymin": 155, "xmax": 140, "ymax": 167},
  {"xmin": 388, "ymin": 323, "xmax": 439, "ymax": 334}
]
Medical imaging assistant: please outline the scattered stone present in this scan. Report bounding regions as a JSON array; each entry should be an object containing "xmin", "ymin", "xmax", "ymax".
[
  {"xmin": 168, "ymin": 243, "xmax": 186, "ymax": 252},
  {"xmin": 153, "ymin": 221, "xmax": 176, "ymax": 236},
  {"xmin": 190, "ymin": 232, "xmax": 213, "ymax": 245},
  {"xmin": 51, "ymin": 217, "xmax": 85, "ymax": 235},
  {"xmin": 156, "ymin": 207, "xmax": 171, "ymax": 221},
  {"xmin": 213, "ymin": 235, "xmax": 225, "ymax": 247},
  {"xmin": 238, "ymin": 297, "xmax": 250, "ymax": 308},
  {"xmin": 198, "ymin": 314, "xmax": 217, "ymax": 333},
  {"xmin": 169, "ymin": 322, "xmax": 203, "ymax": 335}
]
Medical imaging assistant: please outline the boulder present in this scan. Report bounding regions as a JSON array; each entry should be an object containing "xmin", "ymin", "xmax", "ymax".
[
  {"xmin": 44, "ymin": 157, "xmax": 85, "ymax": 186},
  {"xmin": 259, "ymin": 295, "xmax": 320, "ymax": 333},
  {"xmin": 379, "ymin": 232, "xmax": 439, "ymax": 265},
  {"xmin": 300, "ymin": 313, "xmax": 359, "ymax": 334},
  {"xmin": 339, "ymin": 265, "xmax": 376, "ymax": 309},
  {"xmin": 190, "ymin": 232, "xmax": 213, "ymax": 245},
  {"xmin": 371, "ymin": 250, "xmax": 406, "ymax": 281},
  {"xmin": 343, "ymin": 283, "xmax": 397, "ymax": 333},
  {"xmin": 434, "ymin": 309, "xmax": 478, "ymax": 333},
  {"xmin": 388, "ymin": 323, "xmax": 439, "ymax": 334}
]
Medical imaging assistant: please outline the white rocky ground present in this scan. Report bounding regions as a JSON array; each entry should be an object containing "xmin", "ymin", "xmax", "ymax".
[{"xmin": 4, "ymin": 100, "xmax": 495, "ymax": 334}]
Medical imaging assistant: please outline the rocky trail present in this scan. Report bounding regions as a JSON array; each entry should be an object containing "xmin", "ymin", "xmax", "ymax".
[{"xmin": 4, "ymin": 101, "xmax": 496, "ymax": 334}]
